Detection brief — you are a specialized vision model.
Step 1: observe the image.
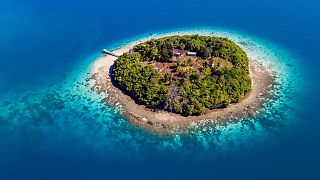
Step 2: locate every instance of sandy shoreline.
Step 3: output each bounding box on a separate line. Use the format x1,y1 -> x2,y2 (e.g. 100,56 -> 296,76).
90,38 -> 274,134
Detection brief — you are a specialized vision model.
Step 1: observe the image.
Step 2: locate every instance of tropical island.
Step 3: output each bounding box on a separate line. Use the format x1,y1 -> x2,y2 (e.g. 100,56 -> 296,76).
91,33 -> 273,134
112,35 -> 252,116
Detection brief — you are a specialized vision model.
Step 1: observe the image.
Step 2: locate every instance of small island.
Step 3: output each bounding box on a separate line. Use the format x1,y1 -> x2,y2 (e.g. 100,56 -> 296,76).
112,35 -> 251,116
91,34 -> 273,134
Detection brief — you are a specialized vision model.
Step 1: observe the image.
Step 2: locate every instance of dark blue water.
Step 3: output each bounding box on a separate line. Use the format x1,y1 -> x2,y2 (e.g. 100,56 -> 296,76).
0,0 -> 320,179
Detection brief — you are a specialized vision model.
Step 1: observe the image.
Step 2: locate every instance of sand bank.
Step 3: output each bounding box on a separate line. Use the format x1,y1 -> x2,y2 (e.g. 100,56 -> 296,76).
90,36 -> 274,134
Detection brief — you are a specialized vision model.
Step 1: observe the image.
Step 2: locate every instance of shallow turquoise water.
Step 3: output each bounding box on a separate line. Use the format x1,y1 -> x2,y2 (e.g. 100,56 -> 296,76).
0,28 -> 305,152
0,0 -> 319,179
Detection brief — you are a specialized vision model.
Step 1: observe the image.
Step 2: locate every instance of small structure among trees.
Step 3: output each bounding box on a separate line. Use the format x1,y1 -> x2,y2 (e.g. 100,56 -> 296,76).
187,52 -> 197,56
208,58 -> 214,67
172,49 -> 184,56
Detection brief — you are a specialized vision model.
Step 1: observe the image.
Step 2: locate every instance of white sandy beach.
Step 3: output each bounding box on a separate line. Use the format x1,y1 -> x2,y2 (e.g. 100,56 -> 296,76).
90,35 -> 274,134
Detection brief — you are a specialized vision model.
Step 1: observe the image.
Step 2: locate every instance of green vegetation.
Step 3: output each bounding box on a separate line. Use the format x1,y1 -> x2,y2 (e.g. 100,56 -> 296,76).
112,35 -> 251,116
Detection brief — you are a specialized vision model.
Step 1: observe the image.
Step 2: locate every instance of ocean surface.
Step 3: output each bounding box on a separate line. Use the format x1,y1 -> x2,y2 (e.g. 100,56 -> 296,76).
0,0 -> 320,179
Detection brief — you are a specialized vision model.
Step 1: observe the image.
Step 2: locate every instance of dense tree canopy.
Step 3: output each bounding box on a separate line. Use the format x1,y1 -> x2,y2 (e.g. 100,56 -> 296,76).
112,35 -> 251,116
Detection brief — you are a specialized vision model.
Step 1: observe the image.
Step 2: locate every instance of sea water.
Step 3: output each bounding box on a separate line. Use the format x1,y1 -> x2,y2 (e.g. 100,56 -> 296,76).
0,0 -> 319,179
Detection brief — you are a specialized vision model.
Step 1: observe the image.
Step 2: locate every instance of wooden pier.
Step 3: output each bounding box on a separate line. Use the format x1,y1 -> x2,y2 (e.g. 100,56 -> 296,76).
102,49 -> 119,57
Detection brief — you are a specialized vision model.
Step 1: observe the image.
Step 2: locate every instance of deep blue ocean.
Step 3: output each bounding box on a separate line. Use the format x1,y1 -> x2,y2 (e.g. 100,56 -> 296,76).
1,0 -> 320,179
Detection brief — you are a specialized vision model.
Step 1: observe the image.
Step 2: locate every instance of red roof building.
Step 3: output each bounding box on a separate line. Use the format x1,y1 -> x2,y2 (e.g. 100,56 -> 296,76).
172,49 -> 184,56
